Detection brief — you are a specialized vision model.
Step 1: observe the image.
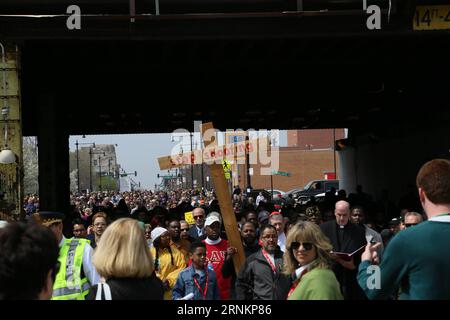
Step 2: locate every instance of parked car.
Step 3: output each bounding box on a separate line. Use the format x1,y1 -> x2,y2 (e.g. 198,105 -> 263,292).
246,188 -> 272,202
267,189 -> 285,199
283,180 -> 340,201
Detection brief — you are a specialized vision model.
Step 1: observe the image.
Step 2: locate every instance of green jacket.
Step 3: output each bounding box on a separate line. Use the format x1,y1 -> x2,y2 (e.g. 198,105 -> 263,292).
288,268 -> 343,300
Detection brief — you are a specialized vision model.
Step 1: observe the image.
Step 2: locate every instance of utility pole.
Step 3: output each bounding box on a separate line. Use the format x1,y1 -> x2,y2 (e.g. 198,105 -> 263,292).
76,140 -> 80,193
246,135 -> 252,193
89,148 -> 92,192
190,132 -> 194,189
98,155 -> 102,192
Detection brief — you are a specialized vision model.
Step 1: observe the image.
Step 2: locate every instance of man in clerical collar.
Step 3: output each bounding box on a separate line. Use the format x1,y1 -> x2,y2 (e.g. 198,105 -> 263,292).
320,201 -> 367,300
35,211 -> 100,300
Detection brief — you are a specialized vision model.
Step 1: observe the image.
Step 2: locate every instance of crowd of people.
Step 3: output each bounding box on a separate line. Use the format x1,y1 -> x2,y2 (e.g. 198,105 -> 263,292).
1,158 -> 449,300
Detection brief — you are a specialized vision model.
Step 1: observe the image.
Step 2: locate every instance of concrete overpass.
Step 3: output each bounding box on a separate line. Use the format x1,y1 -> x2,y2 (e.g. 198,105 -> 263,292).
0,0 -> 449,216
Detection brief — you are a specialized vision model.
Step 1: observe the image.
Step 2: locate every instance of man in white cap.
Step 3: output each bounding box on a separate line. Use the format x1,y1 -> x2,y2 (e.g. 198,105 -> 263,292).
203,214 -> 232,300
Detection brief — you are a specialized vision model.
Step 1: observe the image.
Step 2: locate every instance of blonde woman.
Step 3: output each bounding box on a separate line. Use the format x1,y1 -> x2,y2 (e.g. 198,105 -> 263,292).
86,218 -> 163,300
284,221 -> 342,300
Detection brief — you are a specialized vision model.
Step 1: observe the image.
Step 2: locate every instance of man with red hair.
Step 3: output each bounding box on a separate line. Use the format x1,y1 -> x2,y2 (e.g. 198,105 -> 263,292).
358,159 -> 450,299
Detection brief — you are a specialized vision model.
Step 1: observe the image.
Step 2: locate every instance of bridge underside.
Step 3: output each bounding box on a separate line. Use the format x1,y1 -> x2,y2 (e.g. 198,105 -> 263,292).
1,0 -> 449,214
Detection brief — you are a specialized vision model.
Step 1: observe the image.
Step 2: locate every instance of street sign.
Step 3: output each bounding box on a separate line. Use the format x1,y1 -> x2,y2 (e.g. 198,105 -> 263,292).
272,170 -> 290,177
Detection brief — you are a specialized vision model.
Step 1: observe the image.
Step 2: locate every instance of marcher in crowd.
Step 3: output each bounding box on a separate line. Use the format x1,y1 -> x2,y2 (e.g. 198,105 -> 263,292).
172,241 -> 220,300
36,211 -> 100,300
87,218 -> 163,300
151,227 -> 186,300
236,224 -> 291,300
284,221 -> 343,300
0,221 -> 60,300
358,159 -> 450,299
86,212 -> 108,249
189,208 -> 206,240
203,215 -> 231,300
320,201 -> 367,300
72,218 -> 88,239
269,212 -> 286,252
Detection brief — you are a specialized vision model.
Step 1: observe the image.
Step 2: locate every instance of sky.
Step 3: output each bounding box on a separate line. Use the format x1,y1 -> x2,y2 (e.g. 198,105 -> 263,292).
69,131 -> 287,189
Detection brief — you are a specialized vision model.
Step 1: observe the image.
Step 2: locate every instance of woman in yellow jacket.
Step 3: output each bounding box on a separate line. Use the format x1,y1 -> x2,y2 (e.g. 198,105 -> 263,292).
151,227 -> 186,300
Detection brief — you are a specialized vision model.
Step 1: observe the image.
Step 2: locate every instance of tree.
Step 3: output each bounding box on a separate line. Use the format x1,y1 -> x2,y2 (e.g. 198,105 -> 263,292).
69,169 -> 78,193
22,137 -> 39,195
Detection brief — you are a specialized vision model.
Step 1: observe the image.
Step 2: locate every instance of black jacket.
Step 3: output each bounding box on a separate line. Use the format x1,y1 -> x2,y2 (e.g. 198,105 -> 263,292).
222,242 -> 260,299
235,249 -> 291,300
320,220 -> 367,300
86,273 -> 164,300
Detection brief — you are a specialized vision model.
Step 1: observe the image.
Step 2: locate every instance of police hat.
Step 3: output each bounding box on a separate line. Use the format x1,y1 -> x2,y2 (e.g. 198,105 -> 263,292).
36,211 -> 65,226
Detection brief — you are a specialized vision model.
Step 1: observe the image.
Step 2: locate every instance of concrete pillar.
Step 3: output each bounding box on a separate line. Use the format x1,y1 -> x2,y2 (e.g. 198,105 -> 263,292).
37,94 -> 70,214
0,43 -> 23,220
337,147 -> 357,195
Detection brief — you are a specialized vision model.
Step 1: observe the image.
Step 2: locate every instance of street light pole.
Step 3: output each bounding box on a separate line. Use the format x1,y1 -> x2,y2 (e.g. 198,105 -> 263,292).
98,155 -> 102,192
190,132 -> 194,189
89,148 -> 93,192
76,140 -> 80,193
246,135 -> 252,193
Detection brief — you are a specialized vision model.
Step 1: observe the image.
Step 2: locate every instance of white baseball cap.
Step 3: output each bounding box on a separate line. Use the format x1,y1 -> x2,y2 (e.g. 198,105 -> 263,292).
205,215 -> 221,227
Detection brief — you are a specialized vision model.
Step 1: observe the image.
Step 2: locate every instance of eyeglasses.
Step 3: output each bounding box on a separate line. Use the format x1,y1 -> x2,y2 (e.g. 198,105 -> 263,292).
404,223 -> 418,228
290,242 -> 313,251
261,234 -> 277,240
94,223 -> 106,227
193,216 -> 204,220
180,228 -> 189,232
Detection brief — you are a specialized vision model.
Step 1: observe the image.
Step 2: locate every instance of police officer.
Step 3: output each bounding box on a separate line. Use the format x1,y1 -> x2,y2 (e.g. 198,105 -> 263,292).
37,211 -> 100,300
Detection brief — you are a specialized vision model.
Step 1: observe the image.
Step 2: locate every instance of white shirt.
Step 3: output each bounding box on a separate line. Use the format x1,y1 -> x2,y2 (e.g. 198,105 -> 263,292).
277,232 -> 286,252
60,236 -> 101,285
267,253 -> 275,267
256,195 -> 265,206
295,261 -> 315,279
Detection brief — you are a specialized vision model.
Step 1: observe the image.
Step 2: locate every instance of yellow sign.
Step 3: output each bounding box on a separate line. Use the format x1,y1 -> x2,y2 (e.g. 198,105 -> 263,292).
414,6 -> 450,30
222,160 -> 231,180
185,211 -> 195,225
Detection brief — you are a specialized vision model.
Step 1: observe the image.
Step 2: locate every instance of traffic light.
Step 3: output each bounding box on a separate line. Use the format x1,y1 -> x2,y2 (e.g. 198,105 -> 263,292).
335,138 -> 352,151
134,171 -> 137,177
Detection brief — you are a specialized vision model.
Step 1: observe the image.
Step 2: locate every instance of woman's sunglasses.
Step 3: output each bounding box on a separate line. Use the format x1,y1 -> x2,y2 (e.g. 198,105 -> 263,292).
290,241 -> 313,251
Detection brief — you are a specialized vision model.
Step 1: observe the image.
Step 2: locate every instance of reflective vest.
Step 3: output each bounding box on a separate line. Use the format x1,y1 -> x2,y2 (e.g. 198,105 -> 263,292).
52,238 -> 91,300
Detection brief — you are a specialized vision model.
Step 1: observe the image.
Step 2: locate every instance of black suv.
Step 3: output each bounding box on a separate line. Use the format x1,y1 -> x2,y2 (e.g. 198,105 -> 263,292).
284,180 -> 339,201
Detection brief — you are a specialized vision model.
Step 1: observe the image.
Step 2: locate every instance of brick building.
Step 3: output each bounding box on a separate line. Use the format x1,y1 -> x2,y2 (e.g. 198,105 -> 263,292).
236,129 -> 345,192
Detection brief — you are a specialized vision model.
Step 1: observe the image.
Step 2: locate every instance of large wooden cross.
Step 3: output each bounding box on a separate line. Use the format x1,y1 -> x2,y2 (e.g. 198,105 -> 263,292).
157,122 -> 269,274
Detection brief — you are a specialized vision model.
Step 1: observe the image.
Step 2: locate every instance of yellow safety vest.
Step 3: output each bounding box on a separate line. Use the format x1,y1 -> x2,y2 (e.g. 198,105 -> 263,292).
52,238 -> 91,300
